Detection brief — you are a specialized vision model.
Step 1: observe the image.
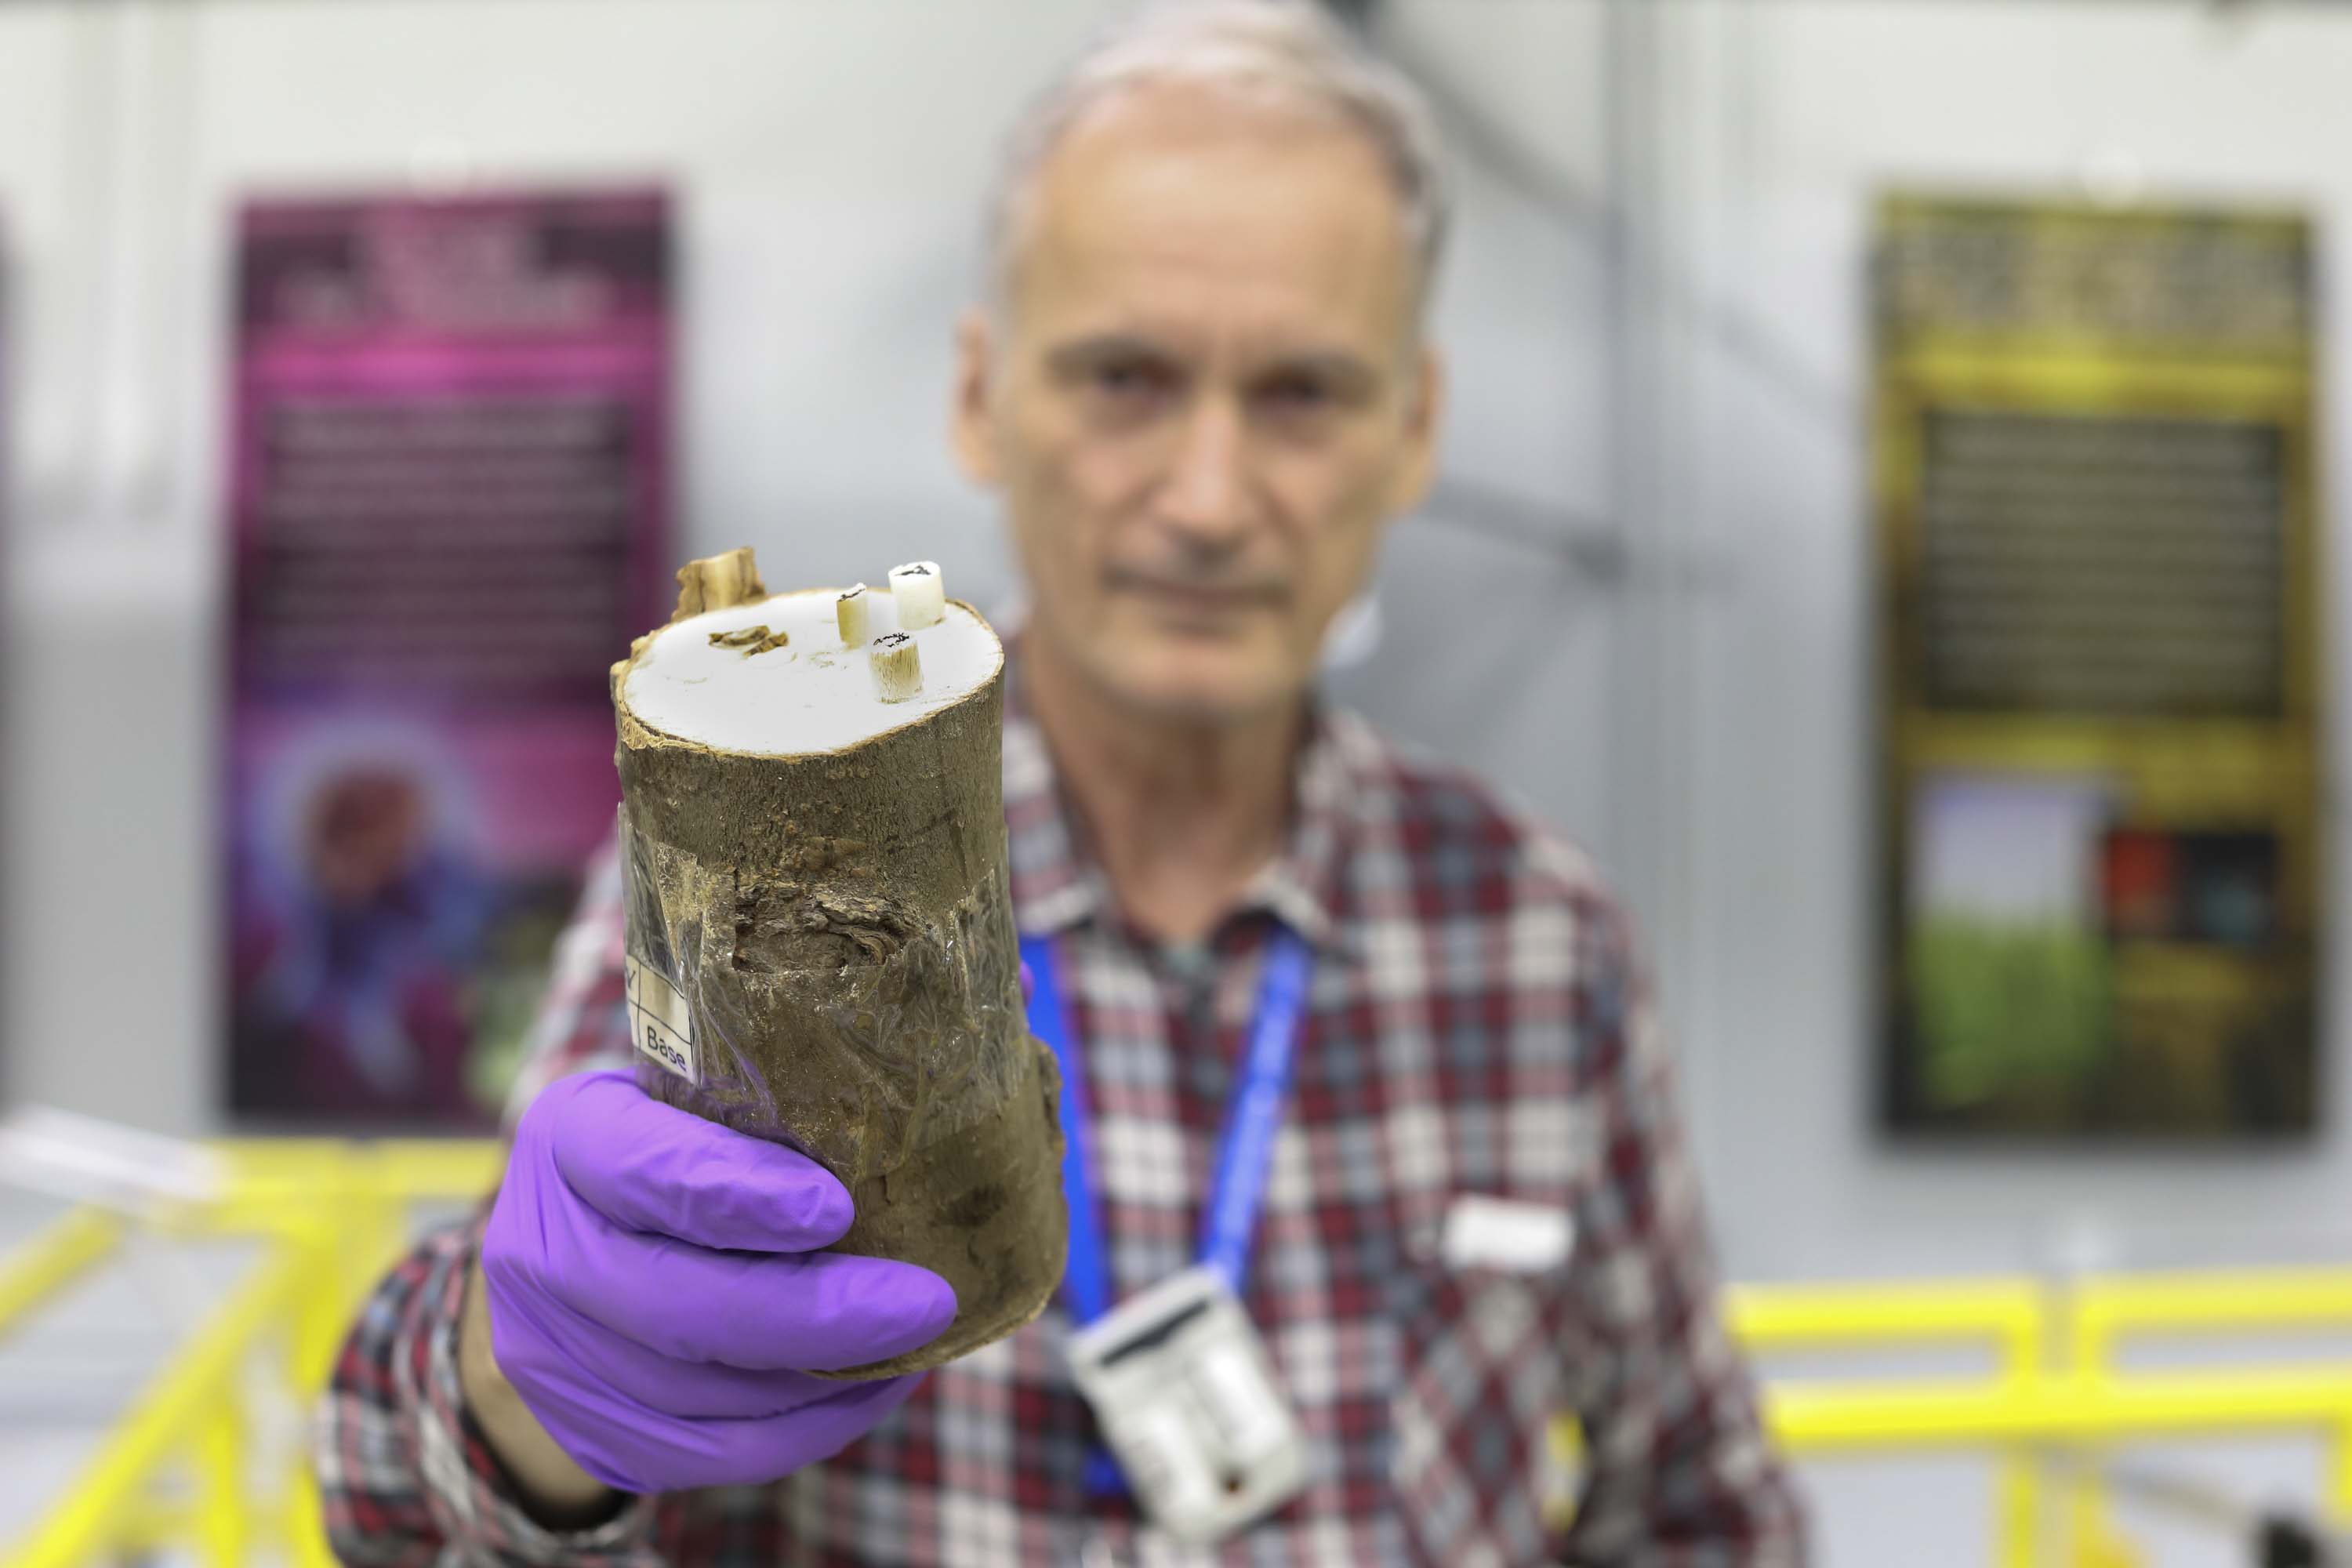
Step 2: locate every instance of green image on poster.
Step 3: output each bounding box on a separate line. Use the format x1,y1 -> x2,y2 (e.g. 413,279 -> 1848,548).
1906,775 -> 2112,1116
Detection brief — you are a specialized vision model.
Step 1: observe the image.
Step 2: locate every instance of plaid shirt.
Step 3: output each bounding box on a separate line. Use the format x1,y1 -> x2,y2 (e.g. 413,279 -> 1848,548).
314,655 -> 1805,1567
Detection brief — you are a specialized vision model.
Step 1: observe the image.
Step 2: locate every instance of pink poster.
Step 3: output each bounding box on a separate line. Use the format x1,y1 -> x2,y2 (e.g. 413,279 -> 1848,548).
224,189 -> 671,1125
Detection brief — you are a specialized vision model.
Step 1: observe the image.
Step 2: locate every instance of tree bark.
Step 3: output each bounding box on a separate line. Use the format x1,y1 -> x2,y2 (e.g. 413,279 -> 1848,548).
608,552 -> 1065,1376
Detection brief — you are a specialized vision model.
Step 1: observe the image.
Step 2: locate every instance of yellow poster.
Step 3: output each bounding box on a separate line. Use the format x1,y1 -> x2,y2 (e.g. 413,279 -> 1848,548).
1875,195 -> 2321,1137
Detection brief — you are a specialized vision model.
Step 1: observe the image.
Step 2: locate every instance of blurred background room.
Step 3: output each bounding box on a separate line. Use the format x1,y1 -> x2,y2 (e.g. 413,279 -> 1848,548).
3,2 -> 2351,1564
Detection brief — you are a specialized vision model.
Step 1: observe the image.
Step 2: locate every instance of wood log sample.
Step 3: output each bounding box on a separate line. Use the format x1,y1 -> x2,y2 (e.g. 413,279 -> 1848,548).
610,548 -> 1065,1376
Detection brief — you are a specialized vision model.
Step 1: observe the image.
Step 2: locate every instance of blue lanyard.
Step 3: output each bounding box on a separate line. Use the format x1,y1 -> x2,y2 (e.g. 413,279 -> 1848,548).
1020,927 -> 1316,1327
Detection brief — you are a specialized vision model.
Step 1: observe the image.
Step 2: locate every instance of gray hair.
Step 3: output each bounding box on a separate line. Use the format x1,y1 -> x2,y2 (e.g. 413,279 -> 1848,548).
983,0 -> 1450,314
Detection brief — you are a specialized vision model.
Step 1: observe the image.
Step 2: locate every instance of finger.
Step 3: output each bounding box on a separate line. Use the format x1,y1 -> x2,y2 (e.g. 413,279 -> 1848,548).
1020,960 -> 1035,1004
546,1214 -> 958,1370
488,1272 -> 844,1421
539,1070 -> 855,1252
514,1334 -> 924,1493
710,1377 -> 924,1477
679,1378 -> 924,1487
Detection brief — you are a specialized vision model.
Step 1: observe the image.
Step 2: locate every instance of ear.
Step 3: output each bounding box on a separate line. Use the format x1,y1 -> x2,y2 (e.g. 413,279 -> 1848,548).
950,309 -> 1003,488
1385,343 -> 1446,516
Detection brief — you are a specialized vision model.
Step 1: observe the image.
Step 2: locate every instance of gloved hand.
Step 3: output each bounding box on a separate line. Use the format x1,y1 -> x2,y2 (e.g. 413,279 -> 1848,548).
478,1069 -> 957,1494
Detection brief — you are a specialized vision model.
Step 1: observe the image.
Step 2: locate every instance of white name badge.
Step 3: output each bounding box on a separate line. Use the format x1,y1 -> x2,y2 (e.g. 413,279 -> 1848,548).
1065,1266 -> 1309,1545
1439,1194 -> 1577,1275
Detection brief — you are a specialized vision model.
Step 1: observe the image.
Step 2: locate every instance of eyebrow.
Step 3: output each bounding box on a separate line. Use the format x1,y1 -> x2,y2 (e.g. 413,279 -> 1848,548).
1044,333 -> 1381,394
1255,350 -> 1379,400
1043,333 -> 1178,379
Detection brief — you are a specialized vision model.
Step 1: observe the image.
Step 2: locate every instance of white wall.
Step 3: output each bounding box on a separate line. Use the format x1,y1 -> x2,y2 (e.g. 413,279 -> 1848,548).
2,0 -> 1116,1127
1662,8 -> 2352,1562
1680,0 -> 2352,1286
0,0 -> 1622,1131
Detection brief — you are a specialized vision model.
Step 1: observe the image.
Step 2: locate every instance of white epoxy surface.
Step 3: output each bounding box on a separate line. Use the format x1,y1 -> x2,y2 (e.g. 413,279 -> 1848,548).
621,588 -> 1003,757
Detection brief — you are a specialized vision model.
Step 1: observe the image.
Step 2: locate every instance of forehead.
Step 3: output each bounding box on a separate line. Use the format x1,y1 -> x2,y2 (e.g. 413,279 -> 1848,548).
1009,83 -> 1417,350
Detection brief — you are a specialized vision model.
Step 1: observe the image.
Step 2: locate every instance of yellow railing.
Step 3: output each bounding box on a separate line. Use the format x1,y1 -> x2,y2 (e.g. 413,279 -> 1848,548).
5,1142 -> 2352,1566
0,1142 -> 500,1568
1727,1278 -> 2052,1565
1727,1271 -> 2352,1567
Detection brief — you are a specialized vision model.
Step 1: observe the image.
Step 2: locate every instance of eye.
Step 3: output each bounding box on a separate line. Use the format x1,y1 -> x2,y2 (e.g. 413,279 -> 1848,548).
1253,370 -> 1338,418
1087,355 -> 1176,403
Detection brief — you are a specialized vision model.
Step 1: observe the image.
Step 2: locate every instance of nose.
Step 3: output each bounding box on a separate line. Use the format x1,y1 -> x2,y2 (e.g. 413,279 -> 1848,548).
1153,394 -> 1258,550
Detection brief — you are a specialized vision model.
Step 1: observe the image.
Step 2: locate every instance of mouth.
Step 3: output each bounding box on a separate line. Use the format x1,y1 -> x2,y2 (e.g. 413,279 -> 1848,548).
1106,571 -> 1288,619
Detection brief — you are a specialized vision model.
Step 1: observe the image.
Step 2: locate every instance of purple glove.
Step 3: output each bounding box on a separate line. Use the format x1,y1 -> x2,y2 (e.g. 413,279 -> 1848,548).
479,1069 -> 956,1494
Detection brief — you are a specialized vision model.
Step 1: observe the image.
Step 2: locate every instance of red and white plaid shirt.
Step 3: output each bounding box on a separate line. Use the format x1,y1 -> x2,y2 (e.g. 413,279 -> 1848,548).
314,653 -> 1805,1566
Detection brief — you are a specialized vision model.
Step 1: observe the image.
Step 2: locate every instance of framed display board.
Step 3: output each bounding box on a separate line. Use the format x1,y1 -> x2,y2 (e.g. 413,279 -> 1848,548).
223,188 -> 672,1124
1875,194 -> 2322,1138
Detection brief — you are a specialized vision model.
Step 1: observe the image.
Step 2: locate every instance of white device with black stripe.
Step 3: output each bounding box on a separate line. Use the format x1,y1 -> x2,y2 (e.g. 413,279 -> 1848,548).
1065,1265 -> 1309,1544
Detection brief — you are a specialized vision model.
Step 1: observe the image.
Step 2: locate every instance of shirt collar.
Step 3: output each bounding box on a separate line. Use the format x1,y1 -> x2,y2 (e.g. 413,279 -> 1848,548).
1000,645 -> 1359,958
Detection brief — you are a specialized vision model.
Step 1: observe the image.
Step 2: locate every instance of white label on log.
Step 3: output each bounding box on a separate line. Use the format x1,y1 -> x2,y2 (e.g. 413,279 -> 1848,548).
625,955 -> 698,1086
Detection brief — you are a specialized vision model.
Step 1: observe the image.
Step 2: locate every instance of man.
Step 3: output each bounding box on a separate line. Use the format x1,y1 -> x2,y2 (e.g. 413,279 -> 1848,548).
314,4 -> 1805,1563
